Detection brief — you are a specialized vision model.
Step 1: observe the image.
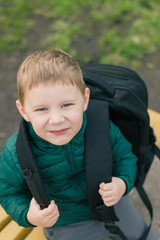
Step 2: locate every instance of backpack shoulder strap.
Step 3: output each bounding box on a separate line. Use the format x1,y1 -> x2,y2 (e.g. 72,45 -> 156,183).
16,119 -> 50,209
136,184 -> 153,240
85,99 -> 119,222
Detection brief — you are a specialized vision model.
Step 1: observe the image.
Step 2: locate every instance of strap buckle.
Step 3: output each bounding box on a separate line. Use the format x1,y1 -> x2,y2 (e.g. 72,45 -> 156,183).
23,168 -> 33,180
105,222 -> 128,240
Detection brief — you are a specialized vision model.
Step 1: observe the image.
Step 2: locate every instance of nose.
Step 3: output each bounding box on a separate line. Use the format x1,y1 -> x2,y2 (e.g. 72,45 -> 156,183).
49,110 -> 64,125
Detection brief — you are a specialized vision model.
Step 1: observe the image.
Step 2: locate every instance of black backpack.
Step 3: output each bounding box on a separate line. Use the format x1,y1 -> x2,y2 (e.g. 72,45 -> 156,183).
16,64 -> 160,240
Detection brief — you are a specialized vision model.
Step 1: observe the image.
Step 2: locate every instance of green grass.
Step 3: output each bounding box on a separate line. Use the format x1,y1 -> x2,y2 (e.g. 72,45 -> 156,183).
1,0 -> 160,66
0,0 -> 34,52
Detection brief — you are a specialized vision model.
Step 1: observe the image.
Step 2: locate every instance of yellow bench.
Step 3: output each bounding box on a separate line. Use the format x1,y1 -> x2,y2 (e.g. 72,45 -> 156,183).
0,109 -> 159,240
0,206 -> 46,240
148,109 -> 160,148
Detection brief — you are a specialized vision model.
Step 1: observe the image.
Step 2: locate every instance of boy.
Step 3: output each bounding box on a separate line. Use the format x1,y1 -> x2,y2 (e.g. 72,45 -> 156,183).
0,49 -> 159,240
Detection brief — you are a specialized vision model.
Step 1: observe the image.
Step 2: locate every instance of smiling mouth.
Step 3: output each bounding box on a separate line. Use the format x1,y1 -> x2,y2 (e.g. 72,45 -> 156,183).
50,128 -> 69,135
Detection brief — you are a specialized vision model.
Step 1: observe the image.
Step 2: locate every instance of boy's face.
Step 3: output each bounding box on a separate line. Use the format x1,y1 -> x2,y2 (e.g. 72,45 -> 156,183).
16,82 -> 90,146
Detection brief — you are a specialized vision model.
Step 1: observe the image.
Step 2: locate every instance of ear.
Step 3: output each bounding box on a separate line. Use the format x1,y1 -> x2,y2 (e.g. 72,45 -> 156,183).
83,87 -> 90,112
16,100 -> 30,122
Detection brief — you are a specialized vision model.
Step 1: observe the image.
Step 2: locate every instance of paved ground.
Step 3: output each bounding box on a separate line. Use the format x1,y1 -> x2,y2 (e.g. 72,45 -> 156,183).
0,48 -> 160,238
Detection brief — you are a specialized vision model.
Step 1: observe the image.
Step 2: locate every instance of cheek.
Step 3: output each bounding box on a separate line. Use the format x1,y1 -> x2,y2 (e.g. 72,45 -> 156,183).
70,111 -> 83,130
31,118 -> 46,134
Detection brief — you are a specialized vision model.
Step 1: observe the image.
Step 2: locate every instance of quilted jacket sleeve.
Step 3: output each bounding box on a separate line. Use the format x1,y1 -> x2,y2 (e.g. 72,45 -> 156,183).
109,121 -> 138,194
0,134 -> 32,227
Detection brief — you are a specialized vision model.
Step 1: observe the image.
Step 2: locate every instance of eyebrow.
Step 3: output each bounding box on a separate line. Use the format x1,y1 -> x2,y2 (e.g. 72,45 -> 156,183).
31,104 -> 46,110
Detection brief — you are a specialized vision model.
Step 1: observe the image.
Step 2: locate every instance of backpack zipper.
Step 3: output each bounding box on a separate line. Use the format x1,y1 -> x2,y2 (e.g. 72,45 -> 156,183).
84,65 -> 140,79
112,85 -> 147,110
83,65 -> 147,88
83,65 -> 148,110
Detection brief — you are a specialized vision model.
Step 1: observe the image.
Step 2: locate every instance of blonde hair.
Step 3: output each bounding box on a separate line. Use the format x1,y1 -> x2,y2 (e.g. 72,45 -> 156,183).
17,49 -> 86,105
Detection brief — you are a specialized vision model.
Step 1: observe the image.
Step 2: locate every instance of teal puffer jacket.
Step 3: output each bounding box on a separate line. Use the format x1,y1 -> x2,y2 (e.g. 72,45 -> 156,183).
0,113 -> 137,227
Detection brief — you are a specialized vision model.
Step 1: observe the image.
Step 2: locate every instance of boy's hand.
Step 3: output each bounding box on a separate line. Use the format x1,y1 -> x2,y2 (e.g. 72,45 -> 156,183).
99,177 -> 126,207
27,198 -> 60,227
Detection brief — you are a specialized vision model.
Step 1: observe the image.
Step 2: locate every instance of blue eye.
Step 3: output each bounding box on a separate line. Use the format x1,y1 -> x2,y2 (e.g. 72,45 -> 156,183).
62,103 -> 72,108
36,108 -> 47,111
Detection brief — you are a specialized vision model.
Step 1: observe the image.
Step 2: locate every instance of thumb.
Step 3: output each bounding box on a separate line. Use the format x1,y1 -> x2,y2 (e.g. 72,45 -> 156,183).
30,197 -> 41,210
99,182 -> 105,189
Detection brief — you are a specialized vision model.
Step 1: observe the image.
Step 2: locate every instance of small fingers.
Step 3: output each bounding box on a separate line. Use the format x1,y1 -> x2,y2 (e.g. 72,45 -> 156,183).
41,202 -> 60,227
99,182 -> 113,191
42,201 -> 59,216
99,188 -> 112,198
103,198 -> 116,207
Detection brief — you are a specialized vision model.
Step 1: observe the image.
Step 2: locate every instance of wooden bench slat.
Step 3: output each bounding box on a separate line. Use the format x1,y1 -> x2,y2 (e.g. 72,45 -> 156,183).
148,109 -> 160,148
25,227 -> 46,240
0,206 -> 12,231
0,221 -> 32,240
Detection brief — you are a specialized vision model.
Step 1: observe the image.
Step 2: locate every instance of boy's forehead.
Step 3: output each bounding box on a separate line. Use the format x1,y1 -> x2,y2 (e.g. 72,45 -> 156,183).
24,81 -> 82,99
23,80 -> 71,94
29,79 -> 76,89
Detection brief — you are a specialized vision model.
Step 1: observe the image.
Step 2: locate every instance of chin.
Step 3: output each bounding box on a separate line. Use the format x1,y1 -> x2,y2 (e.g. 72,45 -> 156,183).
48,137 -> 72,146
